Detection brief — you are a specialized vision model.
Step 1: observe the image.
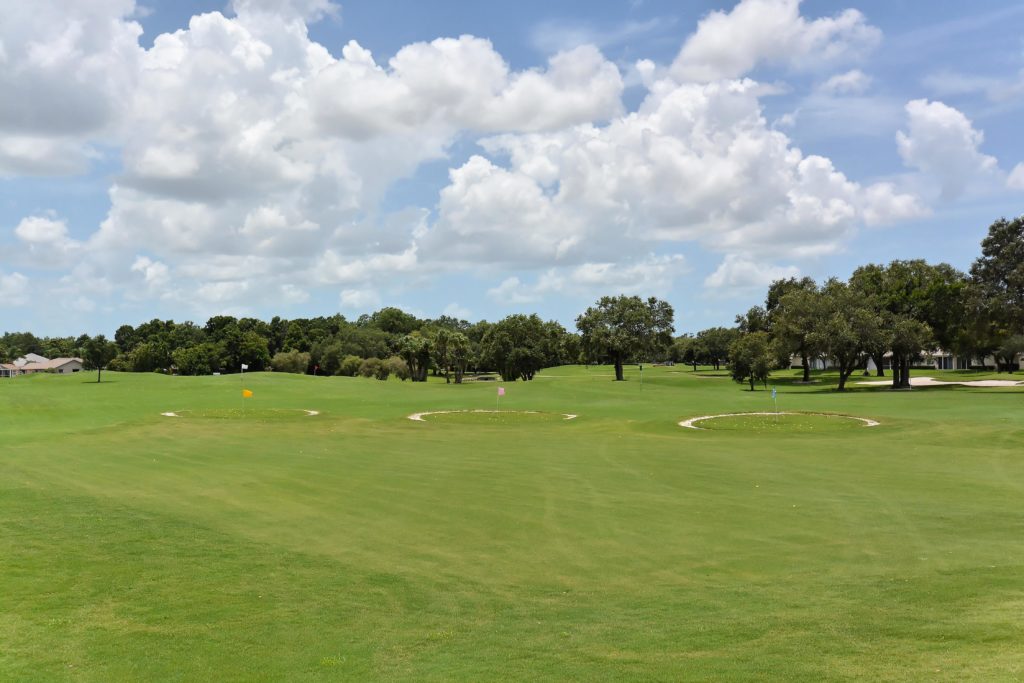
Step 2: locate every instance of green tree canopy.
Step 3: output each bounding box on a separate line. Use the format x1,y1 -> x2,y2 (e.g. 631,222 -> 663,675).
576,296 -> 674,381
82,335 -> 118,383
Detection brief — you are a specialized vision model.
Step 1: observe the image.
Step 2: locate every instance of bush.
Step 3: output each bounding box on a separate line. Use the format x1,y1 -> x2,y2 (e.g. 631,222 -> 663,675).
272,350 -> 310,374
339,354 -> 362,377
358,357 -> 382,378
385,356 -> 410,381
317,342 -> 344,376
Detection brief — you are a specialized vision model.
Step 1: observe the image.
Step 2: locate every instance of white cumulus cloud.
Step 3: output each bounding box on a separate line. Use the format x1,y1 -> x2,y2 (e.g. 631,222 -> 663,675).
670,0 -> 880,82
896,99 -> 1000,199
704,255 -> 800,294
1007,163 -> 1024,191
0,270 -> 29,306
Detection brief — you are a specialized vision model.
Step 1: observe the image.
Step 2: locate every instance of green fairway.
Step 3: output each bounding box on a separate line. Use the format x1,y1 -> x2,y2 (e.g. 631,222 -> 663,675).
2,367 -> 1023,681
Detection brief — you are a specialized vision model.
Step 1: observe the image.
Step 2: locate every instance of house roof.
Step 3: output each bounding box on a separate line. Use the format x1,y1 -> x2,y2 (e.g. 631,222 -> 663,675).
21,357 -> 83,371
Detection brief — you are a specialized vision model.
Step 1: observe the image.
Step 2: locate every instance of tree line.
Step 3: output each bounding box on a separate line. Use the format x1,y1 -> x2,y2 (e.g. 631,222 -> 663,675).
3,216 -> 1020,388
671,216 -> 1024,390
0,295 -> 675,384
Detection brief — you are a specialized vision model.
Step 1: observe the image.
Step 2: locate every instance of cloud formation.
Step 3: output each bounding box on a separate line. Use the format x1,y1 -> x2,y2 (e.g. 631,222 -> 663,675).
671,0 -> 880,81
0,0 -> 1014,327
896,99 -> 999,199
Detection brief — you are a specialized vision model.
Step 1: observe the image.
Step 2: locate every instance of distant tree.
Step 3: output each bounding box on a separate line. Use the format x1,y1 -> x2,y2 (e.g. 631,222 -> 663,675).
695,327 -> 737,370
560,332 -> 583,365
481,314 -> 548,382
948,284 -> 1001,368
994,335 -> 1024,373
128,341 -> 169,373
728,332 -> 777,391
765,276 -> 818,315
369,307 -> 420,335
385,356 -> 411,381
82,335 -> 118,383
313,341 -> 345,376
283,321 -> 310,352
113,324 -> 137,353
735,306 -> 769,334
398,333 -> 431,382
172,343 -> 221,376
809,279 -> 885,391
852,260 -> 962,386
447,331 -> 472,383
576,295 -> 674,381
271,350 -> 311,374
889,318 -> 933,389
970,216 -> 1024,334
431,328 -> 456,383
773,283 -> 823,382
669,335 -> 694,367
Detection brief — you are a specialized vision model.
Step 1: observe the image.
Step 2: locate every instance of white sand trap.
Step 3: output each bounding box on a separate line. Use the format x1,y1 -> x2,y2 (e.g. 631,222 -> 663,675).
408,410 -> 577,422
160,412 -> 180,418
679,411 -> 880,430
856,376 -> 1023,388
302,410 -> 320,416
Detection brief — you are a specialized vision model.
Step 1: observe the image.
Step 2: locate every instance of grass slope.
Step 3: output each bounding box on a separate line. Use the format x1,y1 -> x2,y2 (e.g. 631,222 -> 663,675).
1,367 -> 1023,681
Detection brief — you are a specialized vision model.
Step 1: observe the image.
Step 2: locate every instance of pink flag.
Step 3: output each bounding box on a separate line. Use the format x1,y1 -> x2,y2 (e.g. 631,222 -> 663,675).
497,387 -> 505,396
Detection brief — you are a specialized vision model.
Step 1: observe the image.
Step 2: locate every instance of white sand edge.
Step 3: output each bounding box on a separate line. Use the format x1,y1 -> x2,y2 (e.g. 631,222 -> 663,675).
160,409 -> 319,417
679,411 -> 880,430
856,375 -> 1023,388
408,410 -> 577,422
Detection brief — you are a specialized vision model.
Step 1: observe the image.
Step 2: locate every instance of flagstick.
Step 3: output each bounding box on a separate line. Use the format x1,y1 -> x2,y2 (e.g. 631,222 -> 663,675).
241,364 -> 245,417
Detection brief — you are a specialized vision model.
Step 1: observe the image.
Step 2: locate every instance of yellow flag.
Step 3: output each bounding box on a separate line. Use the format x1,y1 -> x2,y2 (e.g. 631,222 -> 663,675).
242,389 -> 253,398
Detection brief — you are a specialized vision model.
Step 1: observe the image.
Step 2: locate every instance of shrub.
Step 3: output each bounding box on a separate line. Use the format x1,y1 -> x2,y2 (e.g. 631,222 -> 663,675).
358,357 -> 382,378
272,350 -> 310,374
385,356 -> 410,381
339,354 -> 362,377
373,361 -> 391,381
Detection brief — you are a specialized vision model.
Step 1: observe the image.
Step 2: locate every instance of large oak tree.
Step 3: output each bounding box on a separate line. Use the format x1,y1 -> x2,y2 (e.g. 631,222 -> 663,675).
576,296 -> 674,381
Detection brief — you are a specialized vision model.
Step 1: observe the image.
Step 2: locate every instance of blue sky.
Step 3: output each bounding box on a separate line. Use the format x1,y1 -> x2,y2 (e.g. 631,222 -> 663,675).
1,0 -> 1022,337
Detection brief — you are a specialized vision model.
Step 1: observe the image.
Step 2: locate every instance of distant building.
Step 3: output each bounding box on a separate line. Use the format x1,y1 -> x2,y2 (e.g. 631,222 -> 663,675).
14,353 -> 48,367
1,355 -> 84,377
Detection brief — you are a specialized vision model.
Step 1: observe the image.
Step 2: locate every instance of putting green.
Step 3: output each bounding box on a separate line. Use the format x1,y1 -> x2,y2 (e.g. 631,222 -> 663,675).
408,409 -> 577,424
162,408 -> 319,420
680,411 -> 879,432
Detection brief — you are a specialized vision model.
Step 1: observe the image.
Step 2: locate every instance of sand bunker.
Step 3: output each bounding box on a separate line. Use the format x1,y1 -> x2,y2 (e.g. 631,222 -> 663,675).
679,411 -> 880,430
408,410 -> 577,422
856,376 -> 1023,388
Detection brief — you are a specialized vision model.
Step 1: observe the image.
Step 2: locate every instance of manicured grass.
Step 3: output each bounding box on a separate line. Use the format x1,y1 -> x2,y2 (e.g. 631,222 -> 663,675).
2,366 -> 1023,681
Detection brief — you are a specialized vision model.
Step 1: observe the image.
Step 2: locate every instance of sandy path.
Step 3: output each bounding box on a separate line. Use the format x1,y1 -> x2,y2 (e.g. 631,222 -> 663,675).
679,412 -> 880,430
856,376 -> 1023,388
